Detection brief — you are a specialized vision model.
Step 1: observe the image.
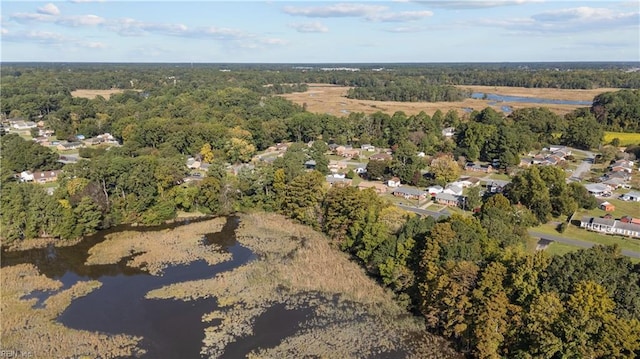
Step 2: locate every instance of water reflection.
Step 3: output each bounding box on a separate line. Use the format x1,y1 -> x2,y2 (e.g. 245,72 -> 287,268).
2,216 -> 255,359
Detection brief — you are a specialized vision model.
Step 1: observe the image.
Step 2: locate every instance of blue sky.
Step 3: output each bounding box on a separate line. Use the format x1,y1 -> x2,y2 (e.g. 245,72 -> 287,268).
1,1 -> 638,63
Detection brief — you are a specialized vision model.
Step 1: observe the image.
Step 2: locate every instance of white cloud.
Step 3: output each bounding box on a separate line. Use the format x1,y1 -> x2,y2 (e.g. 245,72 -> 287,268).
10,12 -> 53,23
476,6 -> 640,33
289,21 -> 329,33
283,3 -> 387,18
384,25 -> 426,32
368,10 -> 433,22
57,14 -> 106,27
262,38 -> 288,45
38,3 -> 60,16
82,41 -> 107,49
69,0 -> 106,3
415,0 -> 543,9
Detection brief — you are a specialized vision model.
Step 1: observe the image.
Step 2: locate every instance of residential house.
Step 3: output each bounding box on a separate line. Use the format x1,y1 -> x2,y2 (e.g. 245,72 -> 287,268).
361,144 -> 375,152
519,158 -> 534,167
621,191 -> 640,202
442,127 -> 455,138
32,170 -> 62,183
328,160 -> 348,173
453,177 -> 481,188
443,184 -> 463,196
427,185 -> 444,196
56,142 -> 83,151
436,193 -> 460,207
602,177 -> 626,189
465,163 -> 493,173
19,171 -> 34,182
392,187 -> 428,200
620,216 -> 640,225
599,201 -> 615,212
369,153 -> 392,162
187,158 -> 201,170
387,177 -> 401,188
605,171 -> 631,181
585,183 -> 611,196
580,216 -> 640,238
325,175 -> 352,187
341,148 -> 360,159
11,120 -> 37,130
354,165 -> 367,174
609,160 -> 634,173
486,180 -> 509,193
357,181 -> 387,194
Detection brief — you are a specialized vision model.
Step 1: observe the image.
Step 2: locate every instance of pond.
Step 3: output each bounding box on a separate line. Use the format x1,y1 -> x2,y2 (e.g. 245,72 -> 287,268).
1,217 -> 256,358
471,92 -> 593,106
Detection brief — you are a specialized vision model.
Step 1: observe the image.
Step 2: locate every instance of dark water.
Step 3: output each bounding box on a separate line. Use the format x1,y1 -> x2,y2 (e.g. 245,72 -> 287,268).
471,92 -> 593,106
1,216 -> 256,359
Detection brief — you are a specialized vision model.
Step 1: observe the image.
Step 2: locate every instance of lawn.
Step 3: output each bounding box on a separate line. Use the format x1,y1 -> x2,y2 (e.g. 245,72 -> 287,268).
604,131 -> 640,146
577,197 -> 640,219
532,221 -> 640,254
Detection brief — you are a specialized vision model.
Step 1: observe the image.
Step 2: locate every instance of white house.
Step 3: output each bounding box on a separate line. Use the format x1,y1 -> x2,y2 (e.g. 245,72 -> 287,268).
387,177 -> 401,188
20,171 -> 34,182
427,185 -> 444,196
443,184 -> 463,196
585,183 -> 611,196
621,191 -> 640,202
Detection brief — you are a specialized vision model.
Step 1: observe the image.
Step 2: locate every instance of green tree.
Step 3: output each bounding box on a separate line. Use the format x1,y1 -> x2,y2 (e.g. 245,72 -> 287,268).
430,154 -> 460,186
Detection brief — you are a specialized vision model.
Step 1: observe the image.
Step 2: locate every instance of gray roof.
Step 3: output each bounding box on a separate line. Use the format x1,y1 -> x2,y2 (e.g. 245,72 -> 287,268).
591,217 -> 616,227
585,183 -> 609,193
392,187 -> 427,196
623,191 -> 640,198
436,193 -> 460,202
614,221 -> 640,233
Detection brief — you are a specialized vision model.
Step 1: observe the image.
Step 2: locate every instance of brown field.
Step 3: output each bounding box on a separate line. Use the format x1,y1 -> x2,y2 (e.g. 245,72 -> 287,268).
281,84 -> 620,117
85,217 -> 230,275
70,89 -> 126,100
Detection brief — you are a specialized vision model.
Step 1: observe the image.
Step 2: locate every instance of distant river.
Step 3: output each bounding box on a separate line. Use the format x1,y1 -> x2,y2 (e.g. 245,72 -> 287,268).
471,92 -> 593,106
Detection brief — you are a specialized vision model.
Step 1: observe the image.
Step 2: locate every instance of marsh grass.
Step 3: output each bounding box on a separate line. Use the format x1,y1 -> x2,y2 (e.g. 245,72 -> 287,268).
1,264 -> 143,359
85,217 -> 231,275
2,237 -> 82,252
148,212 -> 461,358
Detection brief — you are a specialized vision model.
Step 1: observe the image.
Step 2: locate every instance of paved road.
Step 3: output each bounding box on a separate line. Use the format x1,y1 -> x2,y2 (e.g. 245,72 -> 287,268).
528,230 -> 640,259
396,204 -> 451,220
569,149 -> 595,181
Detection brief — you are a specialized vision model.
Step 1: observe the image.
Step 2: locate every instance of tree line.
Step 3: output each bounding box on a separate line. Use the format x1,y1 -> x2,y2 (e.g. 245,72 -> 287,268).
2,63 -> 640,357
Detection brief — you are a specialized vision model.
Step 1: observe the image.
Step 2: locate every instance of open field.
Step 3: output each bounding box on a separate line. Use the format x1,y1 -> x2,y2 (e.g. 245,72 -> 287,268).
604,131 -> 640,146
532,221 -> 640,254
280,84 -> 619,117
70,89 -> 127,100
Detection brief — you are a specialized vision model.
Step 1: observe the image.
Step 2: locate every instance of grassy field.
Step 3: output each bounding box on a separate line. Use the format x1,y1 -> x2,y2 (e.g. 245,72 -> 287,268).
604,131 -> 640,146
532,221 -> 640,254
577,197 -> 640,219
281,84 -> 618,117
70,89 -> 126,100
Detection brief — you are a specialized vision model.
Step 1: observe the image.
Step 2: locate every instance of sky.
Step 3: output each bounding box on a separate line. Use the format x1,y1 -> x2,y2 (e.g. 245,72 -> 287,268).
1,1 -> 639,63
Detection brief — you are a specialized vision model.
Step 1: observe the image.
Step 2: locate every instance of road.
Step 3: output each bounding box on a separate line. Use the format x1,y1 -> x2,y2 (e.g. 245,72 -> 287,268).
569,149 -> 595,181
528,230 -> 640,259
396,204 -> 451,220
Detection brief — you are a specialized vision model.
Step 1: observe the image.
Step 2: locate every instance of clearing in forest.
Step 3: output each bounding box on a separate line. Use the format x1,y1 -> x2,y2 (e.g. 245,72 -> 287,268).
281,84 -> 620,117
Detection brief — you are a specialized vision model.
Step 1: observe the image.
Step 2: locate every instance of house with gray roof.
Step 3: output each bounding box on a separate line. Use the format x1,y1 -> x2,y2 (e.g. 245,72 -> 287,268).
580,216 -> 640,238
392,187 -> 428,200
435,192 -> 460,207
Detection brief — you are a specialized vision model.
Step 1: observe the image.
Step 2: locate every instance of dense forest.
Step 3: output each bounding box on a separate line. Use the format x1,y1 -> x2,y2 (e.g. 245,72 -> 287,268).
1,63 -> 640,358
